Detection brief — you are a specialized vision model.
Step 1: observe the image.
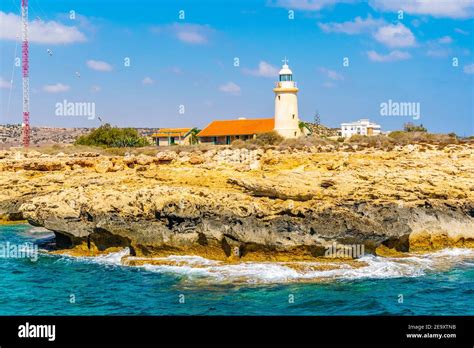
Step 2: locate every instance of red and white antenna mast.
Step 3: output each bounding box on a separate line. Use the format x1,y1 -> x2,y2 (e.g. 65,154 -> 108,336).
21,0 -> 30,147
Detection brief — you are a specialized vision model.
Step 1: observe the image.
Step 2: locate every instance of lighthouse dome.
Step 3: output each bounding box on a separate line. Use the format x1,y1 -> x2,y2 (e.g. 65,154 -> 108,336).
279,64 -> 292,75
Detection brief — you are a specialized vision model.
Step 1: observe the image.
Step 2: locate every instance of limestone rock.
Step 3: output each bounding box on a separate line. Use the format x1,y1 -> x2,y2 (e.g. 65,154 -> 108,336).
189,155 -> 205,165
0,143 -> 471,262
94,159 -> 112,173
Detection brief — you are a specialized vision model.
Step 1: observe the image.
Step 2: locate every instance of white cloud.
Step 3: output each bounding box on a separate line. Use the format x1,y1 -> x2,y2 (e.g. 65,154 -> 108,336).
367,50 -> 411,62
464,63 -> 474,74
438,36 -> 453,44
373,23 -> 416,48
319,67 -> 344,80
87,60 -> 113,72
270,0 -> 355,11
177,30 -> 206,44
319,15 -> 384,34
0,11 -> 86,44
151,23 -> 213,45
454,28 -> 469,35
243,61 -> 279,78
43,83 -> 70,93
0,77 -> 12,89
142,77 -> 154,85
425,37 -> 453,58
90,85 -> 101,92
219,82 -> 241,95
271,0 -> 474,18
370,0 -> 474,19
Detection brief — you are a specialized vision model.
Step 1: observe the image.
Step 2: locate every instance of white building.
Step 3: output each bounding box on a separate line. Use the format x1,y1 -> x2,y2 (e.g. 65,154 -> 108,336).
340,119 -> 381,138
273,59 -> 301,138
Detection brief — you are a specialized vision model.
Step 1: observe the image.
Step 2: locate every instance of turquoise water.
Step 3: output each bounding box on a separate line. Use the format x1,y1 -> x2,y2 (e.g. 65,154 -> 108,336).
0,224 -> 473,315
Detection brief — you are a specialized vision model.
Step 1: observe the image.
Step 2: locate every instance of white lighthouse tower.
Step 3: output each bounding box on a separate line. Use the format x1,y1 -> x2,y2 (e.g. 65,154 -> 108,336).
273,58 -> 301,138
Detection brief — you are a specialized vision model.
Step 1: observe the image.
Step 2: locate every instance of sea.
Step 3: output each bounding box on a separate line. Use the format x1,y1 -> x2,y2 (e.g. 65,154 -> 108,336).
0,223 -> 473,315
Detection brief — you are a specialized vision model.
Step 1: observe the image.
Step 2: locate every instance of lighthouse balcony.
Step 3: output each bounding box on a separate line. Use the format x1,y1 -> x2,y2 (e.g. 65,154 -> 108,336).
275,81 -> 297,88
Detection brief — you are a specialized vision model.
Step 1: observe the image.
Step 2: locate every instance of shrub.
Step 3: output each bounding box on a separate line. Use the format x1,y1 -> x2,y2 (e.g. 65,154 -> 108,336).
448,132 -> 457,138
349,134 -> 395,149
388,131 -> 458,146
231,139 -> 260,150
404,122 -> 427,132
75,124 -> 150,148
278,135 -> 338,150
252,131 -> 284,146
278,137 -> 313,150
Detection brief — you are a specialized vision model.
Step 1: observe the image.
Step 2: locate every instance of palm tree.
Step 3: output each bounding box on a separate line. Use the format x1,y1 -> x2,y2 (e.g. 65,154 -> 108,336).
299,121 -> 312,135
189,128 -> 201,145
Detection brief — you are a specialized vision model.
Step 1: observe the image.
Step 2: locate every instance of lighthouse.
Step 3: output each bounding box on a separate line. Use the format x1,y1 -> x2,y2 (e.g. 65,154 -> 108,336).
273,58 -> 301,138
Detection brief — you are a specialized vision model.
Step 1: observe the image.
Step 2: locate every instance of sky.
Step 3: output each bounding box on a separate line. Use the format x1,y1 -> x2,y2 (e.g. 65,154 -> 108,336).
0,0 -> 473,135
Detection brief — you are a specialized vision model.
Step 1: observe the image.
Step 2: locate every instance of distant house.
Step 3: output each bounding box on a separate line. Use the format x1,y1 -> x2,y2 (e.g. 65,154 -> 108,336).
151,128 -> 193,146
198,118 -> 274,145
340,119 -> 381,138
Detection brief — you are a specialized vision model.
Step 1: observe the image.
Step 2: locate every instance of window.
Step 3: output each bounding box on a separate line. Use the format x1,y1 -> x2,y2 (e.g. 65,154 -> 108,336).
278,96 -> 280,100
294,131 -> 297,136
279,74 -> 293,82
292,114 -> 295,119
226,136 -> 231,145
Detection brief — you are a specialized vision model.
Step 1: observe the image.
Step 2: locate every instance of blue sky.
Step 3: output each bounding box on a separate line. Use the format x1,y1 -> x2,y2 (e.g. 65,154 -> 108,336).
0,0 -> 473,135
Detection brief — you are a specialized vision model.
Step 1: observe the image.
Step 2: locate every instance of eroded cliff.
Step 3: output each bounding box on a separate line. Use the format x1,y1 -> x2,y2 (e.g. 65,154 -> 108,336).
0,143 -> 472,261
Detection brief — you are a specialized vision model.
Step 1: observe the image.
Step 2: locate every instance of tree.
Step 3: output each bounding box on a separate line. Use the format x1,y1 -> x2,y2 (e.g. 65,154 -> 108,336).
75,123 -> 150,147
299,121 -> 312,135
404,122 -> 427,132
313,110 -> 320,126
189,128 -> 201,145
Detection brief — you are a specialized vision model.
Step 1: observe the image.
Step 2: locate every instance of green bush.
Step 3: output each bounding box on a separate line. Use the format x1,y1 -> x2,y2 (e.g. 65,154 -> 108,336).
75,124 -> 150,148
404,122 -> 427,132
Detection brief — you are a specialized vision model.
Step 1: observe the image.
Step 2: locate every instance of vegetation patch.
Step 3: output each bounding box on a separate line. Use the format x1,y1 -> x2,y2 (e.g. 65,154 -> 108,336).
75,124 -> 150,148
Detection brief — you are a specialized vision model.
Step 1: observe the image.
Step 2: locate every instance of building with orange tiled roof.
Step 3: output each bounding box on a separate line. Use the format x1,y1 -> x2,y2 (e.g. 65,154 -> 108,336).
198,59 -> 303,145
151,128 -> 193,146
198,118 -> 275,145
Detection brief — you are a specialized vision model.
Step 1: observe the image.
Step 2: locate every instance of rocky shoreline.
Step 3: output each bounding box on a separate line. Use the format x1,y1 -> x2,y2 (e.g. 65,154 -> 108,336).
0,144 -> 473,262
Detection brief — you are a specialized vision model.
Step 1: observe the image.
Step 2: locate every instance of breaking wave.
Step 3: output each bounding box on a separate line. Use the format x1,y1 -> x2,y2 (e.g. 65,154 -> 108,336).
56,247 -> 474,284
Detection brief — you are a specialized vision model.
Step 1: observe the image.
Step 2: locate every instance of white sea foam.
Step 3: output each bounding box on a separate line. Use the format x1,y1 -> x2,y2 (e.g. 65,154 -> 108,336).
136,254 -> 426,283
58,248 -> 130,266
59,247 -> 474,284
137,249 -> 474,283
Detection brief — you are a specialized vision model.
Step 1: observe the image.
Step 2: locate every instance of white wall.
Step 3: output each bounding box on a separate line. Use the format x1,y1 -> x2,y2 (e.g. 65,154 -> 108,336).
274,88 -> 300,138
341,124 -> 381,138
